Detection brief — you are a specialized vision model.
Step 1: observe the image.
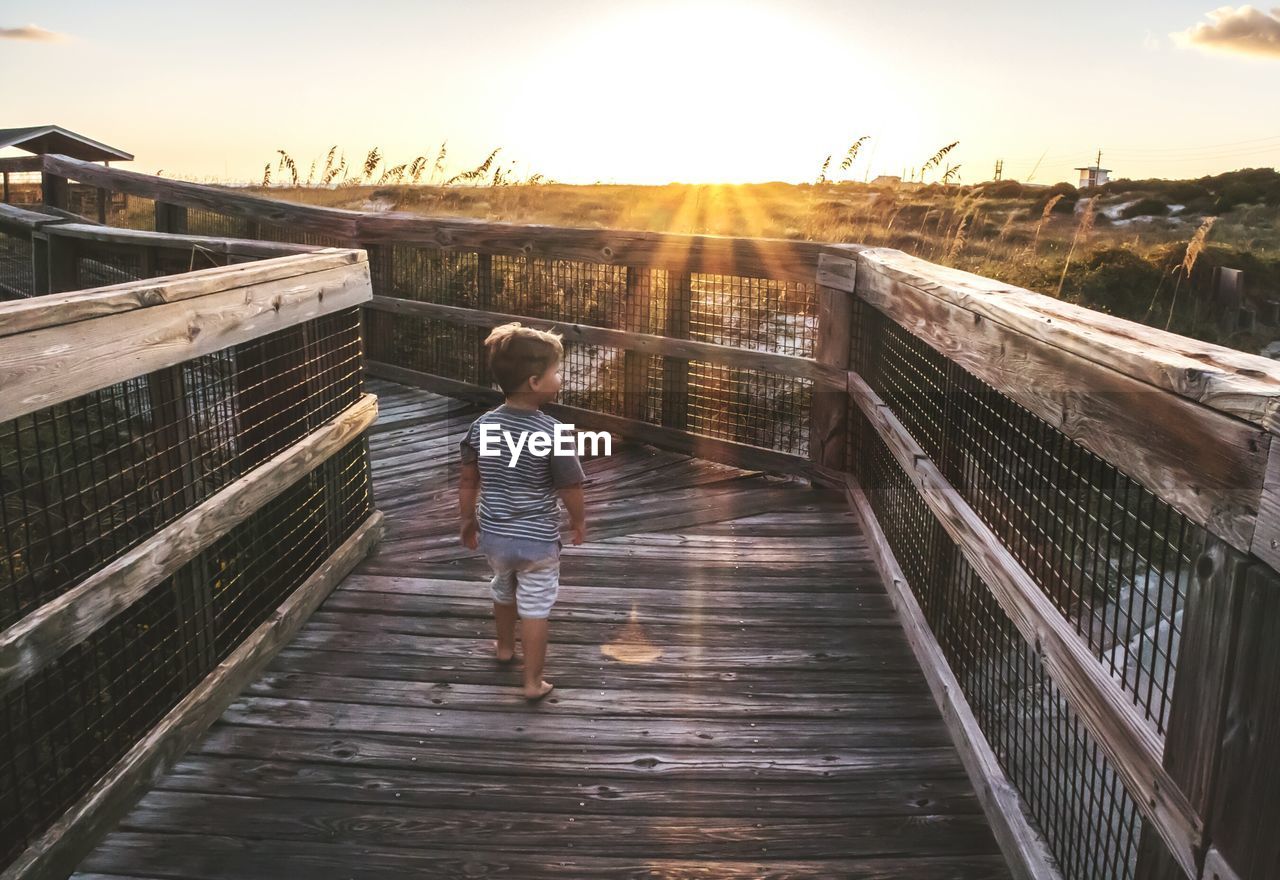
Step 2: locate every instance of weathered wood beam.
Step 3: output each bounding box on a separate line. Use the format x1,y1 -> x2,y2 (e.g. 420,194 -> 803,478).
1,255 -> 371,420
0,393 -> 379,697
41,154 -> 361,239
858,248 -> 1280,432
0,248 -> 362,337
857,261 -> 1270,553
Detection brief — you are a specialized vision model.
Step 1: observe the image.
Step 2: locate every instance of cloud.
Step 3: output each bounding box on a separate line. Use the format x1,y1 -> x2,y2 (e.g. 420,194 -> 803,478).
0,23 -> 69,42
1173,6 -> 1280,58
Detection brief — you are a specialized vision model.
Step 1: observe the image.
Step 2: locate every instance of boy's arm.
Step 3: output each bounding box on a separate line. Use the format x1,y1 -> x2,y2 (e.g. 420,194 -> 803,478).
458,425 -> 481,549
550,435 -> 587,544
557,482 -> 586,544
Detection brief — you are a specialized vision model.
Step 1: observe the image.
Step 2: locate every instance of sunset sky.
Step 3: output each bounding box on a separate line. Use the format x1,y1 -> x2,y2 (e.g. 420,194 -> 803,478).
3,0 -> 1278,186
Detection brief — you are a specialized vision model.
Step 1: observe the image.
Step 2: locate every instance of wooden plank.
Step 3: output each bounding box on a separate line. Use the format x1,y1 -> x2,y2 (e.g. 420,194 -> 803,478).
365,294 -> 843,387
848,368 -> 1203,877
77,831 -> 1011,880
42,153 -> 361,240
0,394 -> 379,697
857,265 -> 1270,553
45,221 -> 320,258
1,260 -> 371,420
858,248 -> 1280,431
155,752 -> 976,816
817,251 -> 858,292
844,472 -> 1060,880
0,155 -> 43,174
0,201 -> 66,233
2,510 -> 384,880
0,248 -> 363,337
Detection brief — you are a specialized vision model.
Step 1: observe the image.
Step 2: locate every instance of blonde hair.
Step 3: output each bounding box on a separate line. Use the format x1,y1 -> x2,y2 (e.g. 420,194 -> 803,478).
484,322 -> 565,394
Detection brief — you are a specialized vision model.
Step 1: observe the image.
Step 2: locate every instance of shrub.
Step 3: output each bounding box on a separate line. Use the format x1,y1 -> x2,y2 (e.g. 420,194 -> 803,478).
1121,198 -> 1170,219
1064,247 -> 1165,318
978,180 -> 1024,198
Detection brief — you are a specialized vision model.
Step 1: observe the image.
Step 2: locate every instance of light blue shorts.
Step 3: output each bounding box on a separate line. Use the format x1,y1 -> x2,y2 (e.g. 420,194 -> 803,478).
478,531 -> 562,619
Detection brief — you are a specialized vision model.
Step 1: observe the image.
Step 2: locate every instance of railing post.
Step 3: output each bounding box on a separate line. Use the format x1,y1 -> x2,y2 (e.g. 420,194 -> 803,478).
45,229 -> 79,293
1135,531 -> 1280,880
30,231 -> 50,296
95,186 -> 108,224
809,251 -> 856,468
622,266 -> 652,420
41,171 -> 68,211
475,253 -> 494,389
661,270 -> 692,430
2,171 -> 9,204
155,201 -> 188,235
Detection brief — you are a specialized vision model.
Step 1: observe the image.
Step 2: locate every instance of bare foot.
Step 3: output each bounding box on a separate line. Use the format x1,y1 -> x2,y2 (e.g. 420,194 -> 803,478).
493,640 -> 515,663
523,680 -> 554,701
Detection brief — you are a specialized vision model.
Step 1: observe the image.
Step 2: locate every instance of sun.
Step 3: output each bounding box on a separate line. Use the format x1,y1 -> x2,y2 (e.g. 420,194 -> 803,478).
504,1 -> 925,184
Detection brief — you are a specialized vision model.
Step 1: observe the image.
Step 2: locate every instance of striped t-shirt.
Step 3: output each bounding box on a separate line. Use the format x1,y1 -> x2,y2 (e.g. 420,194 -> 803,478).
459,404 -> 585,542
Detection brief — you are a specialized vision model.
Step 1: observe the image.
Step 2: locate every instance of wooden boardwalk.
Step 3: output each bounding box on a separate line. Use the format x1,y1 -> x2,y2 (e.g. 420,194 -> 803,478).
71,377 -> 1010,879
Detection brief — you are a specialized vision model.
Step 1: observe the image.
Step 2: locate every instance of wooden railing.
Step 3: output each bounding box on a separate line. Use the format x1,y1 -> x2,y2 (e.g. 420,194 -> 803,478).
0,236 -> 383,879
19,153 -> 1280,880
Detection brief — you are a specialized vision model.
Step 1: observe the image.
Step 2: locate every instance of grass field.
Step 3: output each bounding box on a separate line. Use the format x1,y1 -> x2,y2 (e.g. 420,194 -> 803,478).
255,167 -> 1280,354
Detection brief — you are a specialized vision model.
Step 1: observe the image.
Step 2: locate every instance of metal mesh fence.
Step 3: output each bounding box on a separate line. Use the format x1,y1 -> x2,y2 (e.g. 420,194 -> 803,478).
0,308 -> 364,631
365,242 -> 815,455
851,403 -> 1147,880
849,300 -> 1198,734
0,230 -> 34,298
0,434 -> 372,868
1,172 -> 41,206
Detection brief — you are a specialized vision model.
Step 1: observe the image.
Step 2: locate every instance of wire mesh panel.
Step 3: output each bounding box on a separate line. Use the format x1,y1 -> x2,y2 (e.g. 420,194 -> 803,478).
0,230 -> 34,298
852,405 -> 1150,880
107,194 -> 156,232
0,308 -> 364,631
365,242 -> 818,455
185,208 -> 253,239
1,172 -> 42,206
0,435 -> 372,868
850,302 -> 1199,733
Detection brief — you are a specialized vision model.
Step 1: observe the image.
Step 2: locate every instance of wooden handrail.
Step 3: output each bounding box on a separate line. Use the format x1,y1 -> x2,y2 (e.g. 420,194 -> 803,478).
854,249 -> 1280,567
849,367 -> 1202,876
0,249 -> 370,419
42,153 -> 847,282
0,393 -> 379,697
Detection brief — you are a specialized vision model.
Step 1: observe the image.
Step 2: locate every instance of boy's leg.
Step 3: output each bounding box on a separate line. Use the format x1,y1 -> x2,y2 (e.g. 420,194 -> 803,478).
515,559 -> 560,698
521,618 -> 551,697
493,598 -> 517,661
486,547 -> 519,661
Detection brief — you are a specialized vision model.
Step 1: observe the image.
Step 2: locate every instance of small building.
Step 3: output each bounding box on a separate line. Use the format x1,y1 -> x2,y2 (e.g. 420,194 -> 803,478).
0,125 -> 133,211
871,175 -> 902,186
1075,164 -> 1111,189
0,124 -> 133,163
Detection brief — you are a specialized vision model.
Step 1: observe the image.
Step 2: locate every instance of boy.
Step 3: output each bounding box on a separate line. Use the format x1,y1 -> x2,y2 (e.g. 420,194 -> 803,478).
458,322 -> 587,702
